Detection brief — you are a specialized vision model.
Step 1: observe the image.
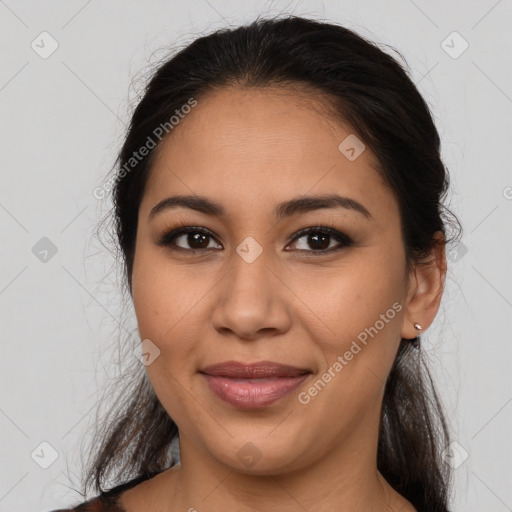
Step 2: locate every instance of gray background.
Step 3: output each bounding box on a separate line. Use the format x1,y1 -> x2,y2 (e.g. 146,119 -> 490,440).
1,1 -> 511,511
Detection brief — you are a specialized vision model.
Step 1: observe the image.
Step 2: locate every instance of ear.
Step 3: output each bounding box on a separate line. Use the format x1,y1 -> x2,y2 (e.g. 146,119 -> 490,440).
401,231 -> 447,340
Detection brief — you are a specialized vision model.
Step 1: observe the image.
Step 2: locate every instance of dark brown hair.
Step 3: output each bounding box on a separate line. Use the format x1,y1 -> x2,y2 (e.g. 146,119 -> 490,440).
82,14 -> 461,511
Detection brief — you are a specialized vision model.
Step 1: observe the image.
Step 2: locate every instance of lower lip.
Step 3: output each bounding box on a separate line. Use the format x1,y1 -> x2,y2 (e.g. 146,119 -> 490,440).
201,373 -> 310,408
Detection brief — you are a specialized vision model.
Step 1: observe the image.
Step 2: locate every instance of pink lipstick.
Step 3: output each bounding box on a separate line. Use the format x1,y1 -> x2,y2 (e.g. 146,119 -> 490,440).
199,360 -> 311,409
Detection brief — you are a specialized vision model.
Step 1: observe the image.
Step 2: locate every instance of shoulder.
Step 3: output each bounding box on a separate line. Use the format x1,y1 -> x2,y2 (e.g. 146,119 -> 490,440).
45,494 -> 124,511
46,470 -> 164,512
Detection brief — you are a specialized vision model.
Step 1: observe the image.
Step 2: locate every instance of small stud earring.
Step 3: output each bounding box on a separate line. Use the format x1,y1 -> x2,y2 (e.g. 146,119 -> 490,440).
414,323 -> 422,331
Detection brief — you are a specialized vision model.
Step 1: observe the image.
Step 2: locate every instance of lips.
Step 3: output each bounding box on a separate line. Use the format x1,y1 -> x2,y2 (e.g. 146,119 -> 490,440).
199,360 -> 311,408
199,360 -> 310,379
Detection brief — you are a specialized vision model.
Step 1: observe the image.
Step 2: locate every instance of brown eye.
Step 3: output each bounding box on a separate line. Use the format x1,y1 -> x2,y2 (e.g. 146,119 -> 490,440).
287,227 -> 353,254
158,227 -> 222,251
177,232 -> 210,249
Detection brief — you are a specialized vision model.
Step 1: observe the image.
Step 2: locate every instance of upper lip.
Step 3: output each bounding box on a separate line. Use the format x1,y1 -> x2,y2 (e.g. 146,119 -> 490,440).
199,360 -> 311,379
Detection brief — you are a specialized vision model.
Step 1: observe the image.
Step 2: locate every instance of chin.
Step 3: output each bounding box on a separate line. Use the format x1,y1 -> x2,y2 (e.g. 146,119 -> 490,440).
208,436 -> 312,476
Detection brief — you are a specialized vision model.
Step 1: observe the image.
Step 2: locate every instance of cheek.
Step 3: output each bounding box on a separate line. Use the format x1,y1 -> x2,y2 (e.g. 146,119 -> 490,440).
131,241 -> 207,342
132,278 -> 203,374
295,243 -> 406,385
131,240 -> 221,366
293,264 -> 405,434
298,252 -> 404,339
131,261 -> 207,431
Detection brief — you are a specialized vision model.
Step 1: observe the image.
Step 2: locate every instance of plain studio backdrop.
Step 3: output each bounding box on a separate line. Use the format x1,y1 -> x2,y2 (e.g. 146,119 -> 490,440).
0,1 -> 511,511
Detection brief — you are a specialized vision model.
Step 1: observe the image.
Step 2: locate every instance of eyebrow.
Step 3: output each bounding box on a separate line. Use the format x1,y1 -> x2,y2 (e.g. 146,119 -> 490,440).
148,193 -> 373,221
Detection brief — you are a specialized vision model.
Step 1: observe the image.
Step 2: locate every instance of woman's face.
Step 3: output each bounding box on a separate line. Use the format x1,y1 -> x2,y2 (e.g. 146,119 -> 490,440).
131,86 -> 415,474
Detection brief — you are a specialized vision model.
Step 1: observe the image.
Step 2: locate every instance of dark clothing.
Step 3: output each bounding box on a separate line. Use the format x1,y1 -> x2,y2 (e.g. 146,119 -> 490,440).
47,471 -> 162,511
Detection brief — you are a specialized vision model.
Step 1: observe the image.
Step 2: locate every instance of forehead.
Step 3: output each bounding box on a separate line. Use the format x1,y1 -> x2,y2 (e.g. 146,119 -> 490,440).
141,86 -> 396,222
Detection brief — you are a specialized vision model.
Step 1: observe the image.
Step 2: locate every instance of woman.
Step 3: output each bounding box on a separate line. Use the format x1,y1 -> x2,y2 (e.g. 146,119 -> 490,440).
50,14 -> 460,512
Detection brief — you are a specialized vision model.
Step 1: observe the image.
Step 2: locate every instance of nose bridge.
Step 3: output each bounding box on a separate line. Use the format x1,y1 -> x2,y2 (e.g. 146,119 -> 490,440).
211,235 -> 291,338
227,237 -> 274,305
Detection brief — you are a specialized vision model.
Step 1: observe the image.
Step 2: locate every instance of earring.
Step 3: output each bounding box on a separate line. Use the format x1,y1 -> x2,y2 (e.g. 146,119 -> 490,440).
411,323 -> 422,349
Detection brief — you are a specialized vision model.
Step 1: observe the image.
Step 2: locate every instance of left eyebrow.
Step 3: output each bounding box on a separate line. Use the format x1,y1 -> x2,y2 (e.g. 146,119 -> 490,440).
148,193 -> 373,221
274,194 -> 372,220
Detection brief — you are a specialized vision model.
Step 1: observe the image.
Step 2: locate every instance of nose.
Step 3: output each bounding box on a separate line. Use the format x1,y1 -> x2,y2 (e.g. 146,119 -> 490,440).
211,246 -> 292,341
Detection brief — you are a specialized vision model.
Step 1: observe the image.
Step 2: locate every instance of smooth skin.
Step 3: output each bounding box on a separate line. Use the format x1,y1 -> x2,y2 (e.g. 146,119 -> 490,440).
120,86 -> 446,512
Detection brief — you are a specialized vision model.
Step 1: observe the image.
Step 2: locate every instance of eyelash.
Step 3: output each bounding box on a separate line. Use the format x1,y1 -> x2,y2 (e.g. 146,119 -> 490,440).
156,224 -> 354,255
